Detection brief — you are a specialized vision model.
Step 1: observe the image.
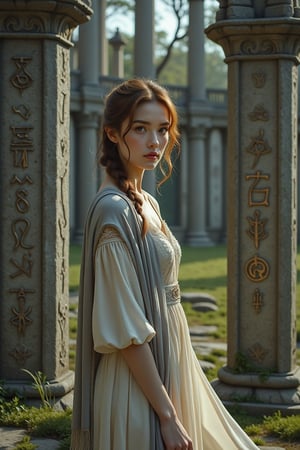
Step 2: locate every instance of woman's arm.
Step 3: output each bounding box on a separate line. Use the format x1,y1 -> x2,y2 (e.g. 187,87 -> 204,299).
120,342 -> 193,450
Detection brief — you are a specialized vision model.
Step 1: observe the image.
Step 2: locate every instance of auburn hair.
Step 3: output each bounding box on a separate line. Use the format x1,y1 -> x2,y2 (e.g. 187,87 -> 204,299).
98,78 -> 180,236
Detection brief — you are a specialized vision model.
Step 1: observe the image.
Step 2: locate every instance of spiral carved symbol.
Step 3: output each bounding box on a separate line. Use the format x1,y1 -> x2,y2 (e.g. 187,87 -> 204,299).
245,254 -> 270,282
10,57 -> 33,93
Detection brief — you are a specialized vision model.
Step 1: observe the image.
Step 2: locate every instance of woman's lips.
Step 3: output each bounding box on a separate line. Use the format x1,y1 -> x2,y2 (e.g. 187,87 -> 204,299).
144,152 -> 159,160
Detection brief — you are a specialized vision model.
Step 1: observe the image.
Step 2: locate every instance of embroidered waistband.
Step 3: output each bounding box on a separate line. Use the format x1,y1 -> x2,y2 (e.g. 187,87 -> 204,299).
165,283 -> 181,305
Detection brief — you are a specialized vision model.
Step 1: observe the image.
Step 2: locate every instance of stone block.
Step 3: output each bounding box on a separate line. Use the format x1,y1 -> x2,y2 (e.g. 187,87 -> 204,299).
181,292 -> 217,305
227,6 -> 255,19
192,302 -> 219,312
265,5 -> 293,17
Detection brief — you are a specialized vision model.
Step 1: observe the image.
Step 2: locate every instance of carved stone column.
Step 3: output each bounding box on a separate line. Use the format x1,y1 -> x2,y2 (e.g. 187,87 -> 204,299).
134,0 -> 155,79
134,0 -> 156,195
186,125 -> 214,246
75,5 -> 102,241
186,0 -> 213,246
0,0 -> 92,402
206,3 -> 300,412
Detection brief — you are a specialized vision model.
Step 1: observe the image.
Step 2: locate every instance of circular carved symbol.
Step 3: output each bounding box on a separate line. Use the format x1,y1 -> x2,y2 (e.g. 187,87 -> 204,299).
245,255 -> 270,282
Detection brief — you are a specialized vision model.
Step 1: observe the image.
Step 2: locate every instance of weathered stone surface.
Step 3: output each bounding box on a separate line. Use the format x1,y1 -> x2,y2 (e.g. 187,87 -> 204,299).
206,3 -> 300,410
0,1 -> 92,401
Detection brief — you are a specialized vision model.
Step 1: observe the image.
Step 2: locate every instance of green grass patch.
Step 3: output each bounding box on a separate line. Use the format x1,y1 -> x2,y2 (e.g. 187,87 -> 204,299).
69,244 -> 82,291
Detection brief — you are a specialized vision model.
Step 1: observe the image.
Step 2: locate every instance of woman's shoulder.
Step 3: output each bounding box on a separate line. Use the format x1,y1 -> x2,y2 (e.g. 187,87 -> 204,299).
89,188 -> 137,229
99,188 -> 129,206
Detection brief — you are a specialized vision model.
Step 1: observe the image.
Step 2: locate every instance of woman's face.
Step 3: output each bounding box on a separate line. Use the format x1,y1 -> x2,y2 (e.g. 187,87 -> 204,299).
107,100 -> 170,179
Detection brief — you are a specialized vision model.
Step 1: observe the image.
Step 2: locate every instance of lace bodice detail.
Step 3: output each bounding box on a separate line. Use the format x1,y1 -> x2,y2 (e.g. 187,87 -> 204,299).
149,221 -> 181,286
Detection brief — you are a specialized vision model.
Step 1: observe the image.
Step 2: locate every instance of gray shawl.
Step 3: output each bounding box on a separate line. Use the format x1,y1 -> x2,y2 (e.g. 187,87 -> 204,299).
70,188 -> 170,450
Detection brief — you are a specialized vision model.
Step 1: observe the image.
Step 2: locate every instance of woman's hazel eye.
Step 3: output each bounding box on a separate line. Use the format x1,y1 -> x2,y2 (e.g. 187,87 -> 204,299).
135,126 -> 146,133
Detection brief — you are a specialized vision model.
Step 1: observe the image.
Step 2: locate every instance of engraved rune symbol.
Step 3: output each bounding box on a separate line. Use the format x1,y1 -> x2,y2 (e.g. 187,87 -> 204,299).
248,104 -> 269,122
246,129 -> 272,168
252,288 -> 264,313
58,302 -> 68,366
15,189 -> 30,214
252,71 -> 266,88
10,175 -> 33,185
10,126 -> 34,169
246,210 -> 268,249
12,104 -> 31,120
9,344 -> 32,365
11,218 -> 33,250
248,343 -> 268,363
245,171 -> 270,207
9,288 -> 34,335
10,288 -> 33,335
10,57 -> 33,93
10,252 -> 33,278
245,254 -> 270,282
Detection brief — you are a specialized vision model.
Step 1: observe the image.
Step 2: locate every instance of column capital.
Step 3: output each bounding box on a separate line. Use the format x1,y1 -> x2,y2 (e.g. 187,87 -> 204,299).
214,1 -> 300,20
206,19 -> 300,63
0,0 -> 93,45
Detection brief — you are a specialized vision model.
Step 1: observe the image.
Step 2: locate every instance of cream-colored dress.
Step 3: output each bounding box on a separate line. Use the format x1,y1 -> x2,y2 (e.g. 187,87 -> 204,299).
92,201 -> 259,450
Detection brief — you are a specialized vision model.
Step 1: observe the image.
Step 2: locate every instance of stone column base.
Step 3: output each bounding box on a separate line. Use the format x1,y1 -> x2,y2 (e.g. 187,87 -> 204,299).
212,366 -> 300,415
3,370 -> 74,408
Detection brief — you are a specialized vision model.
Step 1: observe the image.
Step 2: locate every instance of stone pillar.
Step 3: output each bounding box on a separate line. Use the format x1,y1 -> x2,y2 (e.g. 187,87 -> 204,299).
134,0 -> 155,79
76,112 -> 100,241
188,0 -> 205,101
0,1 -> 92,400
109,28 -> 126,78
186,0 -> 213,246
206,2 -> 300,412
99,0 -> 108,76
134,0 -> 156,194
208,129 -> 225,241
75,6 -> 101,241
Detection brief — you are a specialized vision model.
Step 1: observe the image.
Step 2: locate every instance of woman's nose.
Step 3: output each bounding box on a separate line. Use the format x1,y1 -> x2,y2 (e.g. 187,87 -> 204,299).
148,132 -> 159,147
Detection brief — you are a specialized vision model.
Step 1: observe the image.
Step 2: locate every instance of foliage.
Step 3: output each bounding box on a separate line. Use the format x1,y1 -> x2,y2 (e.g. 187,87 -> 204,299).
13,435 -> 37,450
1,406 -> 72,443
228,408 -> 300,448
21,369 -> 53,409
106,0 -> 135,19
0,382 -> 26,420
0,379 -> 71,448
262,411 -> 300,441
232,352 -> 274,383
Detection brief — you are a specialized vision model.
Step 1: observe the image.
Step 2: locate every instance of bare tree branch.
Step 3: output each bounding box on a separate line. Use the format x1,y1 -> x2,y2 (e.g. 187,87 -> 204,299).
156,0 -> 188,78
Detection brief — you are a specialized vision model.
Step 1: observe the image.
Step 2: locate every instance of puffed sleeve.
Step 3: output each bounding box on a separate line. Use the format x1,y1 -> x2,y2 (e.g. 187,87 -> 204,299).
92,227 -> 156,353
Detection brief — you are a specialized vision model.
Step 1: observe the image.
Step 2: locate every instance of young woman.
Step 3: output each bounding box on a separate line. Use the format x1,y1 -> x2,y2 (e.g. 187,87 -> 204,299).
71,78 -> 259,450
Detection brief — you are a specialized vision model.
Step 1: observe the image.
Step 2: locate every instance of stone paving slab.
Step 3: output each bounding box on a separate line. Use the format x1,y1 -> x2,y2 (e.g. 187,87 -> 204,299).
0,427 -> 60,450
0,427 -> 26,449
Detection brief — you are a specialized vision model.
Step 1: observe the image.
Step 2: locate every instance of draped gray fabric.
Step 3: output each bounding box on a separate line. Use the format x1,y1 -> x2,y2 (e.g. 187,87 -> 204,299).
71,188 -> 170,450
